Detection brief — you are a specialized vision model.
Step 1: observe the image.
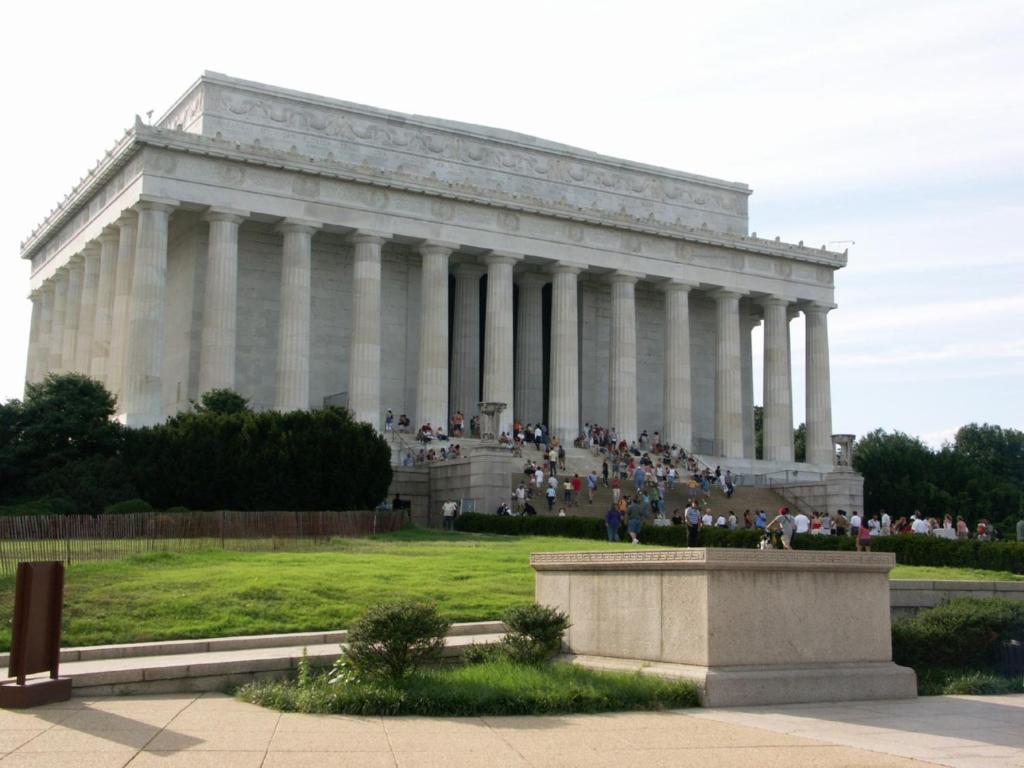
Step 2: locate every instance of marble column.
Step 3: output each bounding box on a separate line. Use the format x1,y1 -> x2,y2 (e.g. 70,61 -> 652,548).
34,283 -> 55,382
76,242 -> 101,375
123,198 -> 177,427
760,296 -> 794,461
25,290 -> 43,384
48,270 -> 68,374
198,208 -> 247,396
805,303 -> 835,466
275,219 -> 320,412
514,273 -> 546,426
416,243 -> 452,431
740,309 -> 759,459
450,264 -> 484,423
91,227 -> 119,384
61,255 -> 84,372
347,232 -> 387,429
549,263 -> 581,443
482,252 -> 520,430
609,272 -> 639,444
713,289 -> 745,458
662,280 -> 694,449
109,212 -> 138,406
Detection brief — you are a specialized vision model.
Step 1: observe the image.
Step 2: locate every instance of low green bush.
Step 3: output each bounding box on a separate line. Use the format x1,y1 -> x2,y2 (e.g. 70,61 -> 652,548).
103,498 -> 154,515
916,668 -> 1024,696
453,513 -> 1024,573
499,604 -> 570,665
338,601 -> 450,683
892,597 -> 1024,672
238,659 -> 700,716
0,497 -> 76,517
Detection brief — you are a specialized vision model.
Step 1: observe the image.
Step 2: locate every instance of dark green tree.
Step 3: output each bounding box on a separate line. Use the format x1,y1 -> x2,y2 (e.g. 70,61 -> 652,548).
794,422 -> 806,463
192,388 -> 251,415
0,373 -> 134,513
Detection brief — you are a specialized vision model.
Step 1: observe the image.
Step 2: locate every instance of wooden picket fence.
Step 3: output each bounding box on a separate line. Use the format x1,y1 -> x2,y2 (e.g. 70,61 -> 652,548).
0,510 -> 405,575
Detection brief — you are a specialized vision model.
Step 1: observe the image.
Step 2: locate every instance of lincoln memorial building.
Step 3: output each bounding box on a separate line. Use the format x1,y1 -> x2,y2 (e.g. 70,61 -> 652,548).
20,72 -> 847,469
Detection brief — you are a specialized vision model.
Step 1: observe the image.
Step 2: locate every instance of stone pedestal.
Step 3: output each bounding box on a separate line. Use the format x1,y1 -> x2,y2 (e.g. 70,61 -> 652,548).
532,549 -> 916,707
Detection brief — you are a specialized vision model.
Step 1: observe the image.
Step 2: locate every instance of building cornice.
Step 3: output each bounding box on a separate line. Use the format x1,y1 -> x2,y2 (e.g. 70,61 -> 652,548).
20,121 -> 848,270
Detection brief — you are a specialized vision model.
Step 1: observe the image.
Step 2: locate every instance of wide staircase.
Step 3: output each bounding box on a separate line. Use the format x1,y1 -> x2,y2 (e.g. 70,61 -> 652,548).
510,443 -> 789,520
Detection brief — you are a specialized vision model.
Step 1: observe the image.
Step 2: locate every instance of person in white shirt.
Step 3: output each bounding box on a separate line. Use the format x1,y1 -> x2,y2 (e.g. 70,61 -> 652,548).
850,512 -> 863,538
794,511 -> 810,534
880,510 -> 892,536
727,512 -> 737,529
702,512 -> 713,527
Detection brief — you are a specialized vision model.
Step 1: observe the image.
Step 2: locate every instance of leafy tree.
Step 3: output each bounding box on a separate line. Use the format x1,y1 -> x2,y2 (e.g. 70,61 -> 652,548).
753,405 -> 763,459
192,388 -> 251,415
794,422 -> 806,463
0,373 -> 134,513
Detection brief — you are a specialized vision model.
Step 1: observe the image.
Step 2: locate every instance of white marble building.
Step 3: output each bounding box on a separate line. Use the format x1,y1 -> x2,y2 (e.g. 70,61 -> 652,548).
21,72 -> 846,468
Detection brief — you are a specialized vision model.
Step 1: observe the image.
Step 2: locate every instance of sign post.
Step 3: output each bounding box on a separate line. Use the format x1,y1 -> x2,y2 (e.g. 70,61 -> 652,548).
0,562 -> 72,707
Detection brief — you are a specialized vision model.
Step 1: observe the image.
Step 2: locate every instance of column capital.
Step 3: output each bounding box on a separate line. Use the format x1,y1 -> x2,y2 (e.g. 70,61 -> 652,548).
66,253 -> 84,267
515,271 -> 549,287
481,250 -> 523,267
709,287 -> 746,301
349,230 -> 389,246
135,195 -> 180,214
548,261 -> 585,276
757,294 -> 792,309
419,241 -> 455,258
205,206 -> 249,225
277,218 -> 321,236
99,226 -> 120,246
660,278 -> 698,294
115,210 -> 138,229
606,270 -> 643,286
802,301 -> 837,315
453,262 -> 486,278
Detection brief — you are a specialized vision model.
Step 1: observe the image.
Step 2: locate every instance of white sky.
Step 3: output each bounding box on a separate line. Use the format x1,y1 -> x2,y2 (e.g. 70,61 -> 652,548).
1,0 -> 1021,446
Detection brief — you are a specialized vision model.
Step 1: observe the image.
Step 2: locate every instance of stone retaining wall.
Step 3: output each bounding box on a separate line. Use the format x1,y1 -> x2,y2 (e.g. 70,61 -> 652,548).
889,580 -> 1024,619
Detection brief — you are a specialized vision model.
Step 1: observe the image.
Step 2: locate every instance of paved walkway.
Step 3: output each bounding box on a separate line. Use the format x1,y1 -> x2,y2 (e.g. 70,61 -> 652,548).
0,692 -> 1020,767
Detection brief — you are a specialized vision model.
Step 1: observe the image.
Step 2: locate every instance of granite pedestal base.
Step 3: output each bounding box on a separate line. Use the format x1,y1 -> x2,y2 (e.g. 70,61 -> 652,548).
531,548 -> 917,707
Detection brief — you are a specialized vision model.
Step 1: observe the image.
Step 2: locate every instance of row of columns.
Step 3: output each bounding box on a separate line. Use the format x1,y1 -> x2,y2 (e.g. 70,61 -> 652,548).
25,204 -> 833,463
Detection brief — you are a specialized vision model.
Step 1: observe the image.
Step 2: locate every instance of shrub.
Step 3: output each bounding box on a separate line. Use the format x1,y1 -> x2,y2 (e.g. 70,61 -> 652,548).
127,406 -> 392,511
917,669 -> 1022,696
453,513 -> 1024,573
501,604 -> 571,664
892,597 -> 1024,671
340,601 -> 451,683
103,498 -> 154,515
0,498 -> 75,517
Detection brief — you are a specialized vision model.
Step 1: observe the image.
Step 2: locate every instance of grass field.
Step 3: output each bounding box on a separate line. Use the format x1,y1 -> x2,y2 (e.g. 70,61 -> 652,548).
0,527 -> 1019,651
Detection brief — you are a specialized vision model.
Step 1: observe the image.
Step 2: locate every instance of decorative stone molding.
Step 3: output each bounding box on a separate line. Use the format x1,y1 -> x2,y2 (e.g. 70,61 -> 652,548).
530,548 -> 897,573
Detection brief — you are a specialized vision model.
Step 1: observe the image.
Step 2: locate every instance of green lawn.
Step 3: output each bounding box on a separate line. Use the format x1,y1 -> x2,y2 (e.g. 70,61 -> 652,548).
0,528 -> 1019,651
891,565 -> 1024,581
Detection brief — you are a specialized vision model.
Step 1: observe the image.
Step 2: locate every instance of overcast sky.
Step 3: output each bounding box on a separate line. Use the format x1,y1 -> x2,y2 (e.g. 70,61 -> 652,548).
1,0 -> 1020,446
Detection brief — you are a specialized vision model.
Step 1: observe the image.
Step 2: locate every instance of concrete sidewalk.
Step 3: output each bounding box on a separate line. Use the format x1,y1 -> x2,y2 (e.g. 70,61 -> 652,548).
3,690 -> 1010,767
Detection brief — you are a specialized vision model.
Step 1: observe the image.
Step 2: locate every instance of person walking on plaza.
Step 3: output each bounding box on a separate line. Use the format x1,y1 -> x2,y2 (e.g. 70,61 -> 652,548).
441,498 -> 458,531
587,470 -> 599,504
611,474 -> 621,504
767,507 -> 796,550
605,504 -> 622,542
627,496 -> 645,544
857,519 -> 873,552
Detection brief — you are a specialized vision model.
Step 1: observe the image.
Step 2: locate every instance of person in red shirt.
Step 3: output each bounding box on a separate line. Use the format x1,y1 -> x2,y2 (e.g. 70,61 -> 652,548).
571,474 -> 582,507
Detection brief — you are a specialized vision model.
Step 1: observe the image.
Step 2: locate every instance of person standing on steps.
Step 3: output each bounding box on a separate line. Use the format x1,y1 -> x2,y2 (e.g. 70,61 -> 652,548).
587,470 -> 599,504
685,500 -> 702,547
385,409 -> 394,432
